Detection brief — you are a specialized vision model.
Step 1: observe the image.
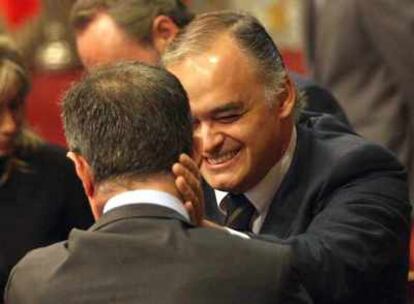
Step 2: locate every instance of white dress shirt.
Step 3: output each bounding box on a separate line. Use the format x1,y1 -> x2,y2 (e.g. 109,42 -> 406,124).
215,128 -> 297,234
103,189 -> 250,239
103,189 -> 190,221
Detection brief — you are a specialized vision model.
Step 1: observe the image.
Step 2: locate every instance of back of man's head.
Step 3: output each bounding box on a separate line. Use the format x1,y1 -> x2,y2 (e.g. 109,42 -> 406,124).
62,61 -> 192,184
71,0 -> 193,43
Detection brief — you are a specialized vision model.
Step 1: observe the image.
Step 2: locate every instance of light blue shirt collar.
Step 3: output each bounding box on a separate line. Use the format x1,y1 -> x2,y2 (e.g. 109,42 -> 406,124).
103,189 -> 190,221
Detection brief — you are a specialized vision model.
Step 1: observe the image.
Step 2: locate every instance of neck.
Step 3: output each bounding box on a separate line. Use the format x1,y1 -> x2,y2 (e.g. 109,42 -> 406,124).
91,173 -> 180,219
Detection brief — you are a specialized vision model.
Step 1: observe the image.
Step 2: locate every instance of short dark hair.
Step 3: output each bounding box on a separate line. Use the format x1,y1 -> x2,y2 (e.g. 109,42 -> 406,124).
70,0 -> 194,44
163,11 -> 304,110
62,61 -> 193,184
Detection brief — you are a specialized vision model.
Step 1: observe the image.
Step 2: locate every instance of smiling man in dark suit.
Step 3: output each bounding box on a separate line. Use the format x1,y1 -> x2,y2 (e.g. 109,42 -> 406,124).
4,62 -> 305,304
163,11 -> 411,304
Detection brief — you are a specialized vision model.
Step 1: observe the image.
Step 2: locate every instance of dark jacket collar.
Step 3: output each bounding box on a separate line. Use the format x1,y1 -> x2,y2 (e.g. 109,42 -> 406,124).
90,203 -> 194,232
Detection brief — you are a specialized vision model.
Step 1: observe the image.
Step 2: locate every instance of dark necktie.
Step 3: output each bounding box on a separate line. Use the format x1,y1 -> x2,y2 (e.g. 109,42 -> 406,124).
223,193 -> 256,232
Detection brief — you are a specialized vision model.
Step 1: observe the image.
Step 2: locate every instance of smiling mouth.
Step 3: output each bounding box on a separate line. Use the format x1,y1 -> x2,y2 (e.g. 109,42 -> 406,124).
205,149 -> 241,165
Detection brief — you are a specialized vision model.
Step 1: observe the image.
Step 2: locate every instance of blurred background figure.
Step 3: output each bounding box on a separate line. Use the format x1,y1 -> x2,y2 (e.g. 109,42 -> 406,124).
303,0 -> 414,200
0,34 -> 93,303
0,0 -> 340,146
69,0 -> 346,124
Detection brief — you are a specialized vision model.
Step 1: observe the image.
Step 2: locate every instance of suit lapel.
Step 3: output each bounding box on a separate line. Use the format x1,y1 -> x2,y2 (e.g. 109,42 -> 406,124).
90,204 -> 193,232
260,119 -> 314,238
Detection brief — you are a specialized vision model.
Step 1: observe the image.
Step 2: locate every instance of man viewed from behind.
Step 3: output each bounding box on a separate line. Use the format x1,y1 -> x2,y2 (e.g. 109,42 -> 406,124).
4,62 -> 301,304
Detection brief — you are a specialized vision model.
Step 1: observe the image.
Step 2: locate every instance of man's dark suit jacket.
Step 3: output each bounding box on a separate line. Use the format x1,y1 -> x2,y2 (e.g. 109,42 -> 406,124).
5,203 -> 304,304
204,111 -> 411,304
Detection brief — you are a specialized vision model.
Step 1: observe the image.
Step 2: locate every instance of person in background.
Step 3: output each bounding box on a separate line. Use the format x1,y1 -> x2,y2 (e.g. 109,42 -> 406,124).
163,11 -> 411,304
71,0 -> 192,68
70,0 -> 348,123
5,61 -> 304,304
303,0 -> 414,199
0,35 -> 93,302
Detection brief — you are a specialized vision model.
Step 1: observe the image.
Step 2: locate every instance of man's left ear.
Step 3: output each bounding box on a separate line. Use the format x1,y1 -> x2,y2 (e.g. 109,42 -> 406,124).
67,151 -> 95,199
152,15 -> 180,53
277,76 -> 296,119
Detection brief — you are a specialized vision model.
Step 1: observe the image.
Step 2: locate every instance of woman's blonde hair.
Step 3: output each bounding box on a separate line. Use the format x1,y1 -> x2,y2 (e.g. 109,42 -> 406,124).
0,35 -> 42,185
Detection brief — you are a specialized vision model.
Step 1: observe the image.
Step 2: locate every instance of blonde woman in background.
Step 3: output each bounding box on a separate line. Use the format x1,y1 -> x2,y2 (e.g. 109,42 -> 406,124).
0,35 -> 93,303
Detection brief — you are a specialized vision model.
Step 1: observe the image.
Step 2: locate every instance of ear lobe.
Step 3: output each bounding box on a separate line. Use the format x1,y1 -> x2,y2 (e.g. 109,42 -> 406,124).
277,76 -> 296,119
152,15 -> 179,53
67,152 -> 95,198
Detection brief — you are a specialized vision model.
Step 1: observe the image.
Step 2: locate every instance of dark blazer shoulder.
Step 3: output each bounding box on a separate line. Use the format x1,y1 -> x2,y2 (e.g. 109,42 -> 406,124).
5,204 -> 302,304
261,111 -> 409,236
296,112 -> 406,185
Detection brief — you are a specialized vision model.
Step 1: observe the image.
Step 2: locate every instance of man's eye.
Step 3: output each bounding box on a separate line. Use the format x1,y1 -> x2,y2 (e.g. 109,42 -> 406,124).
217,114 -> 241,123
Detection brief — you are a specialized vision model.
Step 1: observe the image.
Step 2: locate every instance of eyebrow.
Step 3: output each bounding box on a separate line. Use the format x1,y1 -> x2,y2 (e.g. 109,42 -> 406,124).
210,101 -> 245,116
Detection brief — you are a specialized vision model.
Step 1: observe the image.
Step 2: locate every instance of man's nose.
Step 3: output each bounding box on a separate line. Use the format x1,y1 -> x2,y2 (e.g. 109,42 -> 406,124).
194,123 -> 224,153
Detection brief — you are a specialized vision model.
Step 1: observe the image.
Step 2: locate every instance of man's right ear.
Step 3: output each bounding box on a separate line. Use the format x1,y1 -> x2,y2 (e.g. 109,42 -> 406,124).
67,152 -> 95,198
152,15 -> 180,53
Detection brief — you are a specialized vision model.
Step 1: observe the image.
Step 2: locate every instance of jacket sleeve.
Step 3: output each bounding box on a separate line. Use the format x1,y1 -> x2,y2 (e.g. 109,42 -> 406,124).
256,146 -> 411,303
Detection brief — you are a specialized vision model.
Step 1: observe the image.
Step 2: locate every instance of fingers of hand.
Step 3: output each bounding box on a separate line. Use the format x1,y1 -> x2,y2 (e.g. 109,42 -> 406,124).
179,154 -> 201,180
184,201 -> 197,225
175,176 -> 198,205
172,162 -> 202,200
190,148 -> 202,167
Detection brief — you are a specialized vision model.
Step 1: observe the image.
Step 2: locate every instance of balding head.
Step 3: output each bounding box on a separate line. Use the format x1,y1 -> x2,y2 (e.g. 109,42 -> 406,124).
76,12 -> 160,68
71,0 -> 193,69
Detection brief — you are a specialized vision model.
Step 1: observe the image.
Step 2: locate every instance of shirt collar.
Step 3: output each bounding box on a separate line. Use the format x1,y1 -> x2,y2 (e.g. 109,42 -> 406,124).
215,127 -> 297,214
103,189 -> 190,221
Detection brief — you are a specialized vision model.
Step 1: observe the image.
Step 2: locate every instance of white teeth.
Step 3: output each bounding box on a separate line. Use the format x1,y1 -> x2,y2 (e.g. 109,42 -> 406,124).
207,150 -> 239,164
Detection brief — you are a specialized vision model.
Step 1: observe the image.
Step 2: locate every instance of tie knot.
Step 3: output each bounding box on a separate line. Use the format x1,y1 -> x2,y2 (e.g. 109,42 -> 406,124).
224,193 -> 256,231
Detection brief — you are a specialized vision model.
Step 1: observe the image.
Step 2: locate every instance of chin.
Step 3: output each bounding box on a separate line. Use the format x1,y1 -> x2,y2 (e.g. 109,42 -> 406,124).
204,174 -> 242,192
